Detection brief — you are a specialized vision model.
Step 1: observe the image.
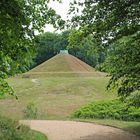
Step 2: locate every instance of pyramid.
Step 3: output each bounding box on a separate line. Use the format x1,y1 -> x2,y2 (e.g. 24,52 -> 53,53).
23,54 -> 106,77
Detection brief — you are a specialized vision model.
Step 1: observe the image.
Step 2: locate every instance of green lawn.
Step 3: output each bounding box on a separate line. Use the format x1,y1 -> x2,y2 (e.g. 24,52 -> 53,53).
32,130 -> 48,140
0,76 -> 139,136
0,76 -> 115,120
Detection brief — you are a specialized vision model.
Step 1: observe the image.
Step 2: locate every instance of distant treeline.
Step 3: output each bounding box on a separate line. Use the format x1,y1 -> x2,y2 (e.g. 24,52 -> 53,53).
32,30 -> 105,69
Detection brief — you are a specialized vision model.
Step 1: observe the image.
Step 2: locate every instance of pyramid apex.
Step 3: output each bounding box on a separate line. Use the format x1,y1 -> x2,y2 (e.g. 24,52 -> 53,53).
59,50 -> 69,54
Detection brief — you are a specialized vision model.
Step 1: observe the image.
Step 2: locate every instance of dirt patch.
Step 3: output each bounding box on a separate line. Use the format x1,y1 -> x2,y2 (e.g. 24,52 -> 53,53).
20,120 -> 140,140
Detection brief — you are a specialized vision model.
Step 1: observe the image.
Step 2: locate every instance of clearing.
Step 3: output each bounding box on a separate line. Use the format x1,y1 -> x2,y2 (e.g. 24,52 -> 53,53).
21,120 -> 140,140
0,54 -> 139,139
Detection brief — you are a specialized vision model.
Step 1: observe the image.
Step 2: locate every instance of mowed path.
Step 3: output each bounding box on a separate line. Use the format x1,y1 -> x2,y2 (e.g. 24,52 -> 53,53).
20,120 -> 140,140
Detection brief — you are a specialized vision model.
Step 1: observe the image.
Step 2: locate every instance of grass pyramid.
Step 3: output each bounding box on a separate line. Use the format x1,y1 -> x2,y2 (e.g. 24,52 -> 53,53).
24,54 -> 105,77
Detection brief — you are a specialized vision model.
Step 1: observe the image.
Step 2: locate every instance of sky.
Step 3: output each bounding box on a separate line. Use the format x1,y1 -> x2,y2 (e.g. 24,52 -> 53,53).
43,0 -> 73,32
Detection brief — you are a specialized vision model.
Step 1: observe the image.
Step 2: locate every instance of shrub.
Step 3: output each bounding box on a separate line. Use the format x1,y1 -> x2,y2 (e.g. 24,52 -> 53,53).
72,100 -> 140,121
126,90 -> 140,107
24,102 -> 38,119
0,116 -> 36,140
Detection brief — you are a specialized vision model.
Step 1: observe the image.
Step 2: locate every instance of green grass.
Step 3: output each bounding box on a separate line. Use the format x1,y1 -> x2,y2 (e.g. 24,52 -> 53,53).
0,76 -> 139,136
0,115 -> 48,140
74,119 -> 140,136
0,77 -> 115,120
32,130 -> 48,140
29,54 -> 72,72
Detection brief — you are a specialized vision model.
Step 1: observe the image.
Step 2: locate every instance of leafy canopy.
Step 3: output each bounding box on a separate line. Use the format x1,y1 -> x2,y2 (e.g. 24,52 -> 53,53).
105,33 -> 140,99
0,0 -> 64,96
68,0 -> 140,103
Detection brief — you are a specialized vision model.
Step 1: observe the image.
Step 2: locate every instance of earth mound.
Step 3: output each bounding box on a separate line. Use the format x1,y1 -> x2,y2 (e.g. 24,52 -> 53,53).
23,54 -> 106,77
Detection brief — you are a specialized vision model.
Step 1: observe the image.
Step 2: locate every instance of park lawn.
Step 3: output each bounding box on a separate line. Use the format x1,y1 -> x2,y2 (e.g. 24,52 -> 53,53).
0,76 -> 115,120
32,130 -> 48,140
0,76 -> 139,136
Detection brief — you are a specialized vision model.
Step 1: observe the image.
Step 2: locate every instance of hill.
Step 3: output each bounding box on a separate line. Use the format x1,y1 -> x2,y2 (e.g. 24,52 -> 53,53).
23,54 -> 105,77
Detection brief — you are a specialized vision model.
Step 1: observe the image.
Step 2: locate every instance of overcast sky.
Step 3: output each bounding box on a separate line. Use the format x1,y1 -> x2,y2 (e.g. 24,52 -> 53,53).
43,0 -> 73,32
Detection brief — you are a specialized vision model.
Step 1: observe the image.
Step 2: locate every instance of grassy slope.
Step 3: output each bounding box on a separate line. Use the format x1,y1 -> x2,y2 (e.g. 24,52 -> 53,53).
0,77 -> 139,135
0,54 -> 139,136
24,54 -> 104,77
29,54 -> 71,72
0,77 -> 115,120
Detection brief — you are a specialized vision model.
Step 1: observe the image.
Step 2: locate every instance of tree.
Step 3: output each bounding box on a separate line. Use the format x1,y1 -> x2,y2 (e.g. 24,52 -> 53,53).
68,29 -> 105,67
69,0 -> 140,42
32,30 -> 104,68
105,34 -> 140,100
0,0 -> 64,96
68,0 -> 140,102
32,32 -> 59,67
32,31 -> 70,67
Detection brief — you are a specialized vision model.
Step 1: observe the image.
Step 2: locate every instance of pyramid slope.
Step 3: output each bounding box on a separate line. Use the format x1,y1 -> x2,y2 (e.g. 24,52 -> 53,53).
24,54 -> 106,77
30,54 -> 94,72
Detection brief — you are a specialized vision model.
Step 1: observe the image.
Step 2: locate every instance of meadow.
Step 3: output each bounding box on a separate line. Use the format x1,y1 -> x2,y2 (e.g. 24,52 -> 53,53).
0,76 -> 140,135
1,76 -> 114,120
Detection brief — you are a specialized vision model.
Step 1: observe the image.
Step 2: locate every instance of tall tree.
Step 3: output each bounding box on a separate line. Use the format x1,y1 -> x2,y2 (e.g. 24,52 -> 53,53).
105,34 -> 140,99
68,0 -> 140,102
0,0 -> 64,96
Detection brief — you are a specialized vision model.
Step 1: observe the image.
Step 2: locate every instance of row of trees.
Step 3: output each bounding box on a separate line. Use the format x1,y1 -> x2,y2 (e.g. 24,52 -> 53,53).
32,30 -> 105,68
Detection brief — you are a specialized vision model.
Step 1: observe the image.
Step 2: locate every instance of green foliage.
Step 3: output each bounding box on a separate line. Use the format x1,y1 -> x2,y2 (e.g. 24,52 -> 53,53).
24,102 -> 38,119
69,0 -> 140,42
0,0 -> 64,96
32,30 -> 70,67
68,30 -> 105,67
68,0 -> 140,104
104,34 -> 140,99
32,131 -> 48,140
33,30 -> 105,68
126,91 -> 140,107
33,32 -> 58,67
67,29 -> 84,48
0,78 -> 16,97
72,100 -> 140,121
0,0 -> 62,74
0,115 -> 47,140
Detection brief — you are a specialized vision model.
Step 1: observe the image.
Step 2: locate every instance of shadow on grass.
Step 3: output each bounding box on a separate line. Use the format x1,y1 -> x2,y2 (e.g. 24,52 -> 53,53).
75,122 -> 140,140
73,119 -> 140,137
123,123 -> 140,136
76,133 -> 140,140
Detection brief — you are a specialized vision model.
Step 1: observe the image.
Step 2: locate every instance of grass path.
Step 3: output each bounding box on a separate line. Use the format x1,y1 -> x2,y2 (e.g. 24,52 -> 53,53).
20,120 -> 140,140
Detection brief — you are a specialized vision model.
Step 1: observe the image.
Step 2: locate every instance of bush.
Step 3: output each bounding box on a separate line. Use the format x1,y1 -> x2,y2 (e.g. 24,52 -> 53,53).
126,90 -> 140,107
24,102 -> 38,119
0,116 -> 41,140
72,100 -> 140,121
